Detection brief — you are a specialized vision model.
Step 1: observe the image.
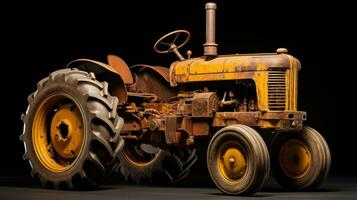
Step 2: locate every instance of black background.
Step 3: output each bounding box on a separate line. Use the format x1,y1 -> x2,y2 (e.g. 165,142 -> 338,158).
1,0 -> 356,178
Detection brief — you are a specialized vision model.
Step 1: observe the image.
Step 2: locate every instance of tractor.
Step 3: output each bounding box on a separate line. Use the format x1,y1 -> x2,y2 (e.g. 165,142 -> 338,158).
20,2 -> 331,195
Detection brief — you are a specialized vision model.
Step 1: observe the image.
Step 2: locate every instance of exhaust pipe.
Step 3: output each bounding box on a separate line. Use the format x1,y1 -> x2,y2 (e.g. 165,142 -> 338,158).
204,2 -> 218,57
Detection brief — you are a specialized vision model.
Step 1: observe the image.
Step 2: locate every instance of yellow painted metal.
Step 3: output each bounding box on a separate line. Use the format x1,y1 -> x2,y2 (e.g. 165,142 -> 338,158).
279,139 -> 311,179
122,146 -> 161,167
217,141 -> 247,183
286,55 -> 300,111
50,104 -> 84,159
255,72 -> 269,111
170,53 -> 300,112
171,54 -> 290,81
32,94 -> 85,172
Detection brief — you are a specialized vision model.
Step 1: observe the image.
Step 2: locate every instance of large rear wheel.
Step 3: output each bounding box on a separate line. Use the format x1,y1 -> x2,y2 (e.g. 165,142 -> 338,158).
207,125 -> 270,195
20,69 -> 124,189
270,126 -> 331,190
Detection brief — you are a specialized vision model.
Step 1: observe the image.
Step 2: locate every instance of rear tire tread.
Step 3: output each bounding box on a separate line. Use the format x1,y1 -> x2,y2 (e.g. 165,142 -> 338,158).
118,147 -> 197,184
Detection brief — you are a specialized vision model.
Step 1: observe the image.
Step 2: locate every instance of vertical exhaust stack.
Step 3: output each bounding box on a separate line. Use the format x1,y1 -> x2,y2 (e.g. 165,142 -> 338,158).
204,2 -> 218,57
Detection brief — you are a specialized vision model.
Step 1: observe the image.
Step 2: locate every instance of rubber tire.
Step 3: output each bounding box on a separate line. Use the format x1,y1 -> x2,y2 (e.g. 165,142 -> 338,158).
270,126 -> 331,190
20,68 -> 124,189
117,146 -> 197,184
207,125 -> 270,196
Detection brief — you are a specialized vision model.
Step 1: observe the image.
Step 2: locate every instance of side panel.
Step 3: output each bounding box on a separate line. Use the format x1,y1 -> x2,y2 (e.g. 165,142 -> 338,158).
130,65 -> 177,102
286,55 -> 300,111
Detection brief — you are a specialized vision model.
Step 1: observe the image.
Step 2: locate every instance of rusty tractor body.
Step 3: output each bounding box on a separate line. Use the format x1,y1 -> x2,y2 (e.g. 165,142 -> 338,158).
21,2 -> 330,196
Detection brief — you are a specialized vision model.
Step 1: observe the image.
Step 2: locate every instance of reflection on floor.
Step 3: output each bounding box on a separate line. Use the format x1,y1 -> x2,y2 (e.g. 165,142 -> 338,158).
0,176 -> 356,200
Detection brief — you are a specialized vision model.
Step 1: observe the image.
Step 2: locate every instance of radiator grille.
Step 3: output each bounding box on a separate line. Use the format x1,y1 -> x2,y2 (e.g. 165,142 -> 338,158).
268,70 -> 286,110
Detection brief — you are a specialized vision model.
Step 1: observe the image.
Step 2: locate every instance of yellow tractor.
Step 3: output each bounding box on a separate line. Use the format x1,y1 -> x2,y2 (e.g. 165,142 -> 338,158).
20,2 -> 330,195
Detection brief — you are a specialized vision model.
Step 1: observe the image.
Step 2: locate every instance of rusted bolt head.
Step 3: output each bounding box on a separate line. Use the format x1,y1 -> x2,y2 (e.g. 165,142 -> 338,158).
291,121 -> 297,128
186,136 -> 195,146
149,119 -> 160,131
187,50 -> 192,56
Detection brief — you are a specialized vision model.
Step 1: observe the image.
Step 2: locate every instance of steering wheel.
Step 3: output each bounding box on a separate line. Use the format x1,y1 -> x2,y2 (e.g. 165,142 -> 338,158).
154,30 -> 191,54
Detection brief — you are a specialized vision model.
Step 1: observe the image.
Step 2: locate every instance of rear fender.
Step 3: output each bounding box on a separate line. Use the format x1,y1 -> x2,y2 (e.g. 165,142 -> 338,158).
130,64 -> 176,102
130,64 -> 170,82
67,59 -> 128,104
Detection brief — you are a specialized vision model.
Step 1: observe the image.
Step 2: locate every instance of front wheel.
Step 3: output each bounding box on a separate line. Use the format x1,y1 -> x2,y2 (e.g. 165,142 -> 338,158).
270,126 -> 331,190
207,125 -> 270,195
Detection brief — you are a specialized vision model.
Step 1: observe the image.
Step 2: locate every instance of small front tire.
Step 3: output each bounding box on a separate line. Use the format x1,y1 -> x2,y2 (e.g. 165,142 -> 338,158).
270,126 -> 331,190
207,125 -> 270,195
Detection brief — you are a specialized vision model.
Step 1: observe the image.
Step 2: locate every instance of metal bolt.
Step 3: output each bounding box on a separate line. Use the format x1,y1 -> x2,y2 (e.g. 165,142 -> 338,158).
186,136 -> 195,146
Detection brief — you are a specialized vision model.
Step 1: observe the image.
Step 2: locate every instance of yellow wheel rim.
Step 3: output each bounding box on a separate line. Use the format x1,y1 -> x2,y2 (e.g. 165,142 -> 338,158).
32,94 -> 85,172
279,139 -> 311,179
217,141 -> 247,183
122,144 -> 161,167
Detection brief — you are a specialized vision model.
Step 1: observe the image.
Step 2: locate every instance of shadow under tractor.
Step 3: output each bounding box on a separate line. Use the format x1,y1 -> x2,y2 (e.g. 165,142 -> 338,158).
20,2 -> 331,195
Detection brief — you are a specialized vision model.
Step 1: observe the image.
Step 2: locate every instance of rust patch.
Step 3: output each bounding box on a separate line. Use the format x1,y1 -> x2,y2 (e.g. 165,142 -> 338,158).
107,54 -> 134,84
192,92 -> 219,117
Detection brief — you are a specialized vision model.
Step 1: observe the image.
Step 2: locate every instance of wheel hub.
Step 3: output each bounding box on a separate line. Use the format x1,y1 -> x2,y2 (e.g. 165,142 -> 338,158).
50,104 -> 84,159
218,143 -> 247,182
279,139 -> 311,179
32,94 -> 85,172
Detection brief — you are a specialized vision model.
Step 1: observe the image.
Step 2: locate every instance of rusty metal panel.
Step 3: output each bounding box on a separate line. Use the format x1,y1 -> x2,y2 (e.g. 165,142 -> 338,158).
212,112 -> 259,127
192,96 -> 209,117
179,117 -> 193,135
165,116 -> 178,144
192,92 -> 219,117
131,64 -> 170,82
131,67 -> 177,102
107,55 -> 134,84
260,111 -> 306,120
192,120 -> 210,136
183,103 -> 192,115
211,111 -> 306,131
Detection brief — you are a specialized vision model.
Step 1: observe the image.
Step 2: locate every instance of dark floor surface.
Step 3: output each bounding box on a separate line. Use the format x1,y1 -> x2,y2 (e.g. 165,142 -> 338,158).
0,176 -> 356,200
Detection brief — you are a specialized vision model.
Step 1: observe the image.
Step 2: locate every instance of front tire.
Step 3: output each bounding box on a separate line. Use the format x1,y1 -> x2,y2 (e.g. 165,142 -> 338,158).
270,126 -> 331,190
20,68 -> 124,189
207,125 -> 270,195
